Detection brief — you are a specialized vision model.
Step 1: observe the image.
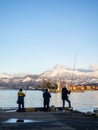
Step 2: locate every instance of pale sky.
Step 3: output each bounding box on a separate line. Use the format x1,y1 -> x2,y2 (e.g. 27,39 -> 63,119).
0,0 -> 98,74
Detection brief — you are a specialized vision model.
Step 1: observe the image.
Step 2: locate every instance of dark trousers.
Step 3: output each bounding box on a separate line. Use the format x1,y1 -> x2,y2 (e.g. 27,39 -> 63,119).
18,101 -> 25,112
44,101 -> 49,111
62,99 -> 71,109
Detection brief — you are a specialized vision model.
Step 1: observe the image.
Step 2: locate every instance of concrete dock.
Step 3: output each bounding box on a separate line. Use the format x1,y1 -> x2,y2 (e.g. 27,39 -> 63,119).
0,110 -> 98,130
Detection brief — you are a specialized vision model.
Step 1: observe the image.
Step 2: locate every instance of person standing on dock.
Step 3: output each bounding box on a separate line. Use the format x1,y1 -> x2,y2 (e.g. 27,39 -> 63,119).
43,89 -> 51,111
61,86 -> 71,110
17,88 -> 25,112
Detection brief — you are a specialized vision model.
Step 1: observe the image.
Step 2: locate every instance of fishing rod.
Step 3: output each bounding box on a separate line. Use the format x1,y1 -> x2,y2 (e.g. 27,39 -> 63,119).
25,86 -> 28,95
70,54 -> 77,86
65,54 -> 77,91
24,82 -> 30,95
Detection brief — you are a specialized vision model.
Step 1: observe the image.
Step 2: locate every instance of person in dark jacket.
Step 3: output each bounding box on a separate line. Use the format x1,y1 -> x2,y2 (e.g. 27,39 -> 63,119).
17,88 -> 25,112
61,86 -> 71,110
43,89 -> 51,111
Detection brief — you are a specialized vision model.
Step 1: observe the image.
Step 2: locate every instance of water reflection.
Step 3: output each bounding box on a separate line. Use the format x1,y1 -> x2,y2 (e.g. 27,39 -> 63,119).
0,90 -> 98,112
51,93 -> 62,106
3,118 -> 43,123
70,91 -> 98,112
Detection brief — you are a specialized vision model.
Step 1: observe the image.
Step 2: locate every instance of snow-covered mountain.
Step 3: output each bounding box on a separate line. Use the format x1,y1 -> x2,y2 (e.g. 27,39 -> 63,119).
38,64 -> 98,84
39,65 -> 72,78
0,72 -> 32,79
40,64 -> 98,78
0,64 -> 98,84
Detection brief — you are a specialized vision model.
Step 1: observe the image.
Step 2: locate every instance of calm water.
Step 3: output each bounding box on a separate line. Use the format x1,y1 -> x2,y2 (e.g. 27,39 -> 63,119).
0,89 -> 98,112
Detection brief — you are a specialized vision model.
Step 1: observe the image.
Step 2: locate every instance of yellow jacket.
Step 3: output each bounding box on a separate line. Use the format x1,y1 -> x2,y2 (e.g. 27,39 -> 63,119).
18,91 -> 25,97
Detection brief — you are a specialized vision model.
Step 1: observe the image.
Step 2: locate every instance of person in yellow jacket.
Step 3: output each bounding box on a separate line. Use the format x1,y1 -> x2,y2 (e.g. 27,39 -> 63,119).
17,88 -> 25,112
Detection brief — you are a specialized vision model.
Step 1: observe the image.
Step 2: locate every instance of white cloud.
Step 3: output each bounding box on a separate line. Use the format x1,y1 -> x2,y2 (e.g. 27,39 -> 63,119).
90,64 -> 98,71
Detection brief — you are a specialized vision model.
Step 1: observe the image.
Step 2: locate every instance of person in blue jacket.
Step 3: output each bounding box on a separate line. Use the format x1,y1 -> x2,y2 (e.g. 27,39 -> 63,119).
43,89 -> 51,111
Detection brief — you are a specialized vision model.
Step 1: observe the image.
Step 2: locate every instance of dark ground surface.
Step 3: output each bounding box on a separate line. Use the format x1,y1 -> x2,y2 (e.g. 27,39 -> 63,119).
0,110 -> 98,130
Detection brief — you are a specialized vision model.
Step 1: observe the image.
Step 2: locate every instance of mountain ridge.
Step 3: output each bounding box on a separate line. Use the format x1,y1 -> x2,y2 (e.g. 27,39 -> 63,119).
0,64 -> 98,84
0,64 -> 98,90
